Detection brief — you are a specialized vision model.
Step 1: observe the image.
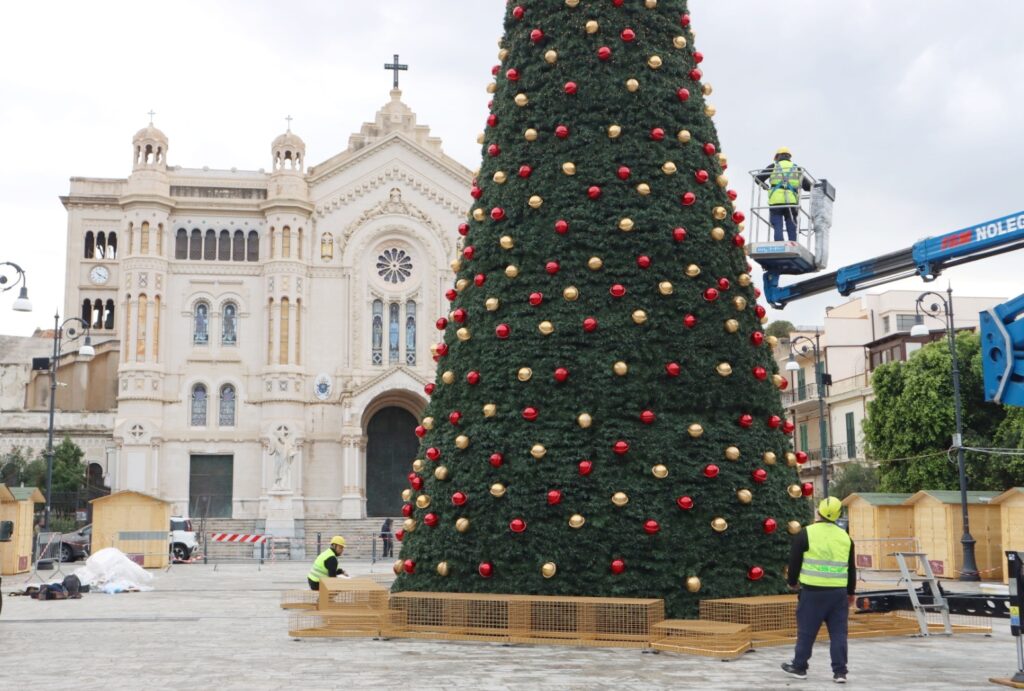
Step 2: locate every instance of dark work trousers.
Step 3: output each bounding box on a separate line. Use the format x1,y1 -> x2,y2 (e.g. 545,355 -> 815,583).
792,588 -> 849,674
770,206 -> 798,241
308,578 -> 320,591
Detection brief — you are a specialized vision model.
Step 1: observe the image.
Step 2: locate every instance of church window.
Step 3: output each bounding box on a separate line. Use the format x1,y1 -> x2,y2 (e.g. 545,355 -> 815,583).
218,230 -> 231,260
282,226 -> 291,259
279,298 -> 290,365
295,299 -> 302,366
194,302 -> 210,345
140,222 -> 150,254
189,229 -> 202,260
269,227 -> 276,259
81,299 -> 91,324
405,300 -> 416,366
222,303 -> 238,345
84,231 -> 95,259
190,384 -> 208,427
267,299 -> 274,365
232,230 -> 245,261
247,231 -> 259,262
377,248 -> 412,284
218,384 -> 236,427
123,295 -> 131,362
95,232 -> 106,259
152,296 -> 160,361
92,299 -> 104,329
297,228 -> 303,260
371,299 -> 383,365
175,229 -> 188,259
136,294 -> 147,360
203,230 -> 216,260
104,300 -> 116,330
107,231 -> 118,259
389,302 -> 400,365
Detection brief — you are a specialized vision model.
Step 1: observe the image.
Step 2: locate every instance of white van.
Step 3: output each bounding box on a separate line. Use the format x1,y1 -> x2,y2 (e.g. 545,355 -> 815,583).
170,516 -> 199,561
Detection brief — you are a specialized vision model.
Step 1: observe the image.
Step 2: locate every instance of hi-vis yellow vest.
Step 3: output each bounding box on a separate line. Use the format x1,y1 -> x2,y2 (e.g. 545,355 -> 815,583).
769,160 -> 801,206
307,548 -> 335,583
799,522 -> 852,587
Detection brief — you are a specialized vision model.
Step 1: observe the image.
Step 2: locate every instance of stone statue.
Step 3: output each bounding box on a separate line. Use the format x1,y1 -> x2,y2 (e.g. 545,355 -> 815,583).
269,426 -> 298,490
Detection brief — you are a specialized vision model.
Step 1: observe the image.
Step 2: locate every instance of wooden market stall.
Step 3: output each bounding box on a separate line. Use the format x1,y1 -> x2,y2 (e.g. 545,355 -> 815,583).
841,493 -> 913,571
0,485 -> 44,575
90,490 -> 171,568
991,487 -> 1024,584
904,490 -> 1003,580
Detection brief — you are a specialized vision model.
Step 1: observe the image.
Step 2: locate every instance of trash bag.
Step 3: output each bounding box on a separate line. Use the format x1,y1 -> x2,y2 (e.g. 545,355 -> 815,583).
74,547 -> 155,593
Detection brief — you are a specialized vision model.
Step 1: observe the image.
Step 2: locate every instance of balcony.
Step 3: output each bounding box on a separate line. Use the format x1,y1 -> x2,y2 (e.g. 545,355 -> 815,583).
780,382 -> 826,407
804,442 -> 868,464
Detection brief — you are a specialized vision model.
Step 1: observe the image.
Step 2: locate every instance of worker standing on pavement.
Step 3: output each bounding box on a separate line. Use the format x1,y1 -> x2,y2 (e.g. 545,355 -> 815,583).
758,148 -> 812,242
781,497 -> 856,684
307,535 -> 348,590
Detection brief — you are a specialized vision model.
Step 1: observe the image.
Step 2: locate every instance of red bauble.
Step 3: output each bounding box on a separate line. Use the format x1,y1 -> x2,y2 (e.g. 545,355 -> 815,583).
728,189 -> 739,200
444,290 -> 457,302
555,124 -> 570,139
395,529 -> 404,542
414,425 -> 426,438
703,288 -> 720,302
617,165 -> 631,180
747,566 -> 765,581
610,284 -> 626,298
547,489 -> 563,505
458,222 -> 470,236
752,468 -> 768,484
733,234 -> 746,248
750,332 -> 765,346
553,367 -> 569,382
636,255 -> 651,269
779,378 -> 789,390
474,273 -> 486,287
448,411 -> 462,425
682,192 -> 697,206
643,520 -> 660,535
620,28 -> 636,42
689,68 -> 703,81
478,562 -> 494,578
518,165 -> 533,178
587,185 -> 603,200
681,13 -> 691,27
403,559 -> 416,574
488,143 -> 501,157
753,366 -> 768,380
554,219 -> 569,234
702,141 -> 715,155
564,81 -> 578,95
718,278 -> 731,291
763,518 -> 778,534
693,50 -> 704,64
463,245 -> 475,259
583,317 -> 598,332
801,483 -> 814,497
610,559 -> 626,575
650,127 -> 666,141
677,495 -> 695,510
435,343 -> 449,357
402,503 -> 413,517
426,447 -> 441,461
411,476 -> 423,490
578,459 -> 593,476
522,406 -> 538,421
640,410 -> 656,425
673,227 -> 687,242
452,491 -> 467,506
436,318 -> 448,331
613,440 -> 630,456
504,68 -> 519,82
545,261 -> 560,275
695,169 -> 709,184
703,464 -> 720,479
754,288 -> 762,298
466,371 -> 481,385
796,451 -> 808,464
677,87 -> 691,101
755,304 -> 767,319
613,0 -> 624,5
495,323 -> 511,340
529,292 -> 543,306
530,28 -> 544,43
512,5 -> 524,20
733,211 -> 746,224
767,415 -> 782,429
783,420 -> 796,434
424,383 -> 436,395
423,512 -> 439,528
489,453 -> 504,468
452,308 -> 467,323
665,362 -> 681,377
490,207 -> 506,221
739,414 -> 754,428
486,114 -> 498,128
598,46 -> 612,61
683,314 -> 698,329
510,518 -> 527,533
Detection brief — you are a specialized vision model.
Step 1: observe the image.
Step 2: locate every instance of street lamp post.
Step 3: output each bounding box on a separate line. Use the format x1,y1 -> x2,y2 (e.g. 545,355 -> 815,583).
42,312 -> 95,529
910,287 -> 980,581
0,261 -> 33,312
786,333 -> 831,496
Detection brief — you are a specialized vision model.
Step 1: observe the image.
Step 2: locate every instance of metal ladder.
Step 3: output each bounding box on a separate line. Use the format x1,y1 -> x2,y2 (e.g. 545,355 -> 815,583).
894,552 -> 952,636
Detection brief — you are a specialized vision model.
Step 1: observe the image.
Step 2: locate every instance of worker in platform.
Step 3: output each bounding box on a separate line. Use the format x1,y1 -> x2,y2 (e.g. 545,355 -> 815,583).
781,497 -> 856,684
307,535 -> 348,590
759,147 -> 812,242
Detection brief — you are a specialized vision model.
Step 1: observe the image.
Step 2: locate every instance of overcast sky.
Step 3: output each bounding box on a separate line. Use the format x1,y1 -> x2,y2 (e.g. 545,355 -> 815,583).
2,0 -> 1022,337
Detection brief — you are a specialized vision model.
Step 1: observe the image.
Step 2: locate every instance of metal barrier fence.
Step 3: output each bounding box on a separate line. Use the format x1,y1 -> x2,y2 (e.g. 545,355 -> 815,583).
27,532 -> 68,582
854,537 -> 922,573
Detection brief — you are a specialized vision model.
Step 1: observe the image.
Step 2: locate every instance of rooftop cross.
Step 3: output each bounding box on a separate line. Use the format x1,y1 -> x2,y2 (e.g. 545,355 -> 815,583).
285,114 -> 293,132
384,54 -> 408,89
147,110 -> 156,125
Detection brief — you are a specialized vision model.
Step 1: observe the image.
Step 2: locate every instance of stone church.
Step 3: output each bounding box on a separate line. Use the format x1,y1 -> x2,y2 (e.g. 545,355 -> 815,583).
57,88 -> 472,539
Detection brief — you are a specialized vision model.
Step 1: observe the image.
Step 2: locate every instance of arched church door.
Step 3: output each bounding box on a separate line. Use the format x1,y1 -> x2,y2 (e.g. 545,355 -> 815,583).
366,406 -> 418,517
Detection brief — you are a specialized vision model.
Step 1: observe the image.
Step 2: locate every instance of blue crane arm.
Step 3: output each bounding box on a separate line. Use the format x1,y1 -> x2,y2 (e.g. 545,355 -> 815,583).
980,293 -> 1024,406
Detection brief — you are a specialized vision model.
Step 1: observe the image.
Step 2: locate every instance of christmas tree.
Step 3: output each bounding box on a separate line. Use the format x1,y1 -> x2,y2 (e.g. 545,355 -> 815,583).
392,0 -> 811,618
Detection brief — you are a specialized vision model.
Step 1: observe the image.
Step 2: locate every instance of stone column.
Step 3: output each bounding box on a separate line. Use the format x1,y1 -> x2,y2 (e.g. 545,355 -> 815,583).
339,432 -> 366,518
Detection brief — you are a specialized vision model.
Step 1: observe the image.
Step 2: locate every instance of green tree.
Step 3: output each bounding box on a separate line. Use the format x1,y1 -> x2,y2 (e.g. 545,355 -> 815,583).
47,437 -> 88,493
0,447 -> 47,488
392,2 -> 809,617
765,320 -> 796,339
863,332 -> 1016,492
828,463 -> 879,501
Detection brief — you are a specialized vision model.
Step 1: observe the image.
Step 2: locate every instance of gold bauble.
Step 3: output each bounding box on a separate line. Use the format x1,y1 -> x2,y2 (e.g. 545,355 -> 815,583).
577,413 -> 593,429
724,319 -> 740,333
772,374 -> 785,388
545,49 -> 558,64
632,310 -> 648,325
401,489 -> 413,502
485,297 -> 500,312
442,370 -> 455,385
486,83 -> 497,94
702,83 -> 714,96
737,489 -> 753,505
422,417 -> 435,430
711,517 -> 728,533
416,494 -> 431,509
476,133 -> 485,144
717,174 -> 729,188
725,446 -> 741,461
483,403 -> 497,418
613,361 -> 629,376
412,459 -> 425,473
662,161 -> 678,175
538,321 -> 555,336
626,78 -> 640,92
647,55 -> 663,69
710,227 -> 726,241
505,265 -> 519,279
608,124 -> 622,139
659,281 -> 674,296
685,576 -> 701,593
562,162 -> 577,175
636,183 -> 651,196
768,335 -> 779,348
490,483 -> 506,498
685,264 -> 701,278
563,286 -> 580,301
618,218 -> 635,232
403,518 -> 417,532
786,452 -> 798,467
788,521 -> 803,535
500,235 -> 514,249
494,170 -> 508,184
585,20 -> 599,34
763,451 -> 778,466
652,464 -> 669,479
542,562 -> 557,579
472,209 -> 486,222
715,208 -> 732,223
704,104 -> 717,117
531,444 -> 547,460
565,0 -> 579,7
436,561 -> 450,577
456,517 -> 471,533
716,362 -> 733,377
677,129 -> 692,143
569,514 -> 586,529
456,327 -> 471,341
517,367 -> 533,382
498,48 -> 509,61
733,296 -> 748,311
514,93 -> 529,107
393,560 -> 404,575
588,257 -> 604,271
673,35 -> 687,49
455,435 -> 469,450
688,423 -> 704,438
788,484 -> 804,499
738,273 -> 752,287
455,278 -> 470,292
525,128 -> 539,142
528,195 -> 544,209
434,466 -> 449,481
612,492 -> 629,507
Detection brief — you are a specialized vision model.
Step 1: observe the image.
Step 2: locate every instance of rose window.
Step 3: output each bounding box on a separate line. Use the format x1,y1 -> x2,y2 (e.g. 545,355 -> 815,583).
377,248 -> 413,284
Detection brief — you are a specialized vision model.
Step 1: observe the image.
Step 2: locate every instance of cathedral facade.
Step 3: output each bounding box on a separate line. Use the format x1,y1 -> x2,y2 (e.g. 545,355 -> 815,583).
60,90 -> 471,525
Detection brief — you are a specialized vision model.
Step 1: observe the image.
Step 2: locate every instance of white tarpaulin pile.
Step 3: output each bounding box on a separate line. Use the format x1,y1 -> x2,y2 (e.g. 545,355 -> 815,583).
74,547 -> 155,593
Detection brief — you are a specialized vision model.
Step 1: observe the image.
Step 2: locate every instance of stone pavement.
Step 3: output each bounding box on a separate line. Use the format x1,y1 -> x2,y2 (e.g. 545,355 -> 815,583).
0,560 -> 1016,690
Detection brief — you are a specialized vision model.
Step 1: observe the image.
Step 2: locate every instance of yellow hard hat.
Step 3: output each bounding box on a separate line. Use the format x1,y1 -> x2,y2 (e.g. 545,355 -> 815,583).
330,535 -> 346,547
818,497 -> 842,522
776,147 -> 792,156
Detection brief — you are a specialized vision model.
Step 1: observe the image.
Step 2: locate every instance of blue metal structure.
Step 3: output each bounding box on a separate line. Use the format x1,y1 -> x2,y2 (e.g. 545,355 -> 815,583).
980,294 -> 1024,406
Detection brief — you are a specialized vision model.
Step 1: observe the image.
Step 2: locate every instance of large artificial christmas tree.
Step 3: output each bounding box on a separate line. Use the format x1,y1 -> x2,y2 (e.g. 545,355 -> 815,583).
392,0 -> 811,618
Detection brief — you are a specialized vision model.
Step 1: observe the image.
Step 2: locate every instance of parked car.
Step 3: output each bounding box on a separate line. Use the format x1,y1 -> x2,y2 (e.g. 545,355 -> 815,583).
41,517 -> 198,563
170,516 -> 199,561
37,525 -> 91,563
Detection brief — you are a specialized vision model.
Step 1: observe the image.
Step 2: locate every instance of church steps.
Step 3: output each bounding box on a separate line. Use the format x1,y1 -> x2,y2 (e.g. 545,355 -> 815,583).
190,517 -> 401,561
